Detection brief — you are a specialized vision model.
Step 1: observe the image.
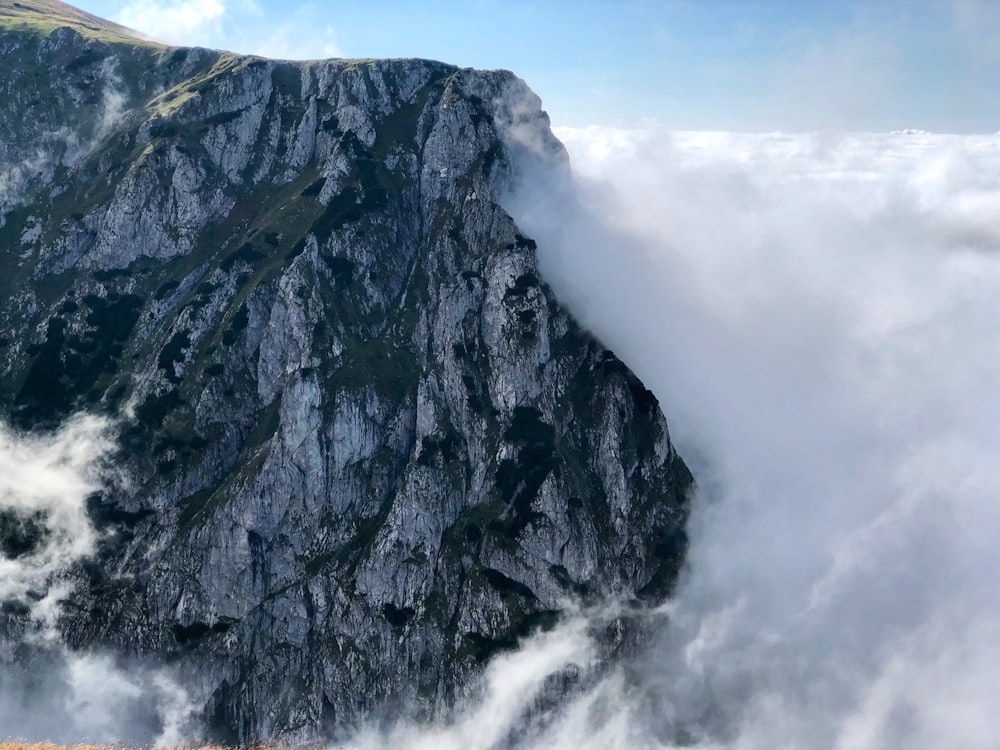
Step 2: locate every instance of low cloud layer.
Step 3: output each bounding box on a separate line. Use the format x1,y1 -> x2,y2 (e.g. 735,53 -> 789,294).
0,416 -> 198,745
513,127 -> 1000,748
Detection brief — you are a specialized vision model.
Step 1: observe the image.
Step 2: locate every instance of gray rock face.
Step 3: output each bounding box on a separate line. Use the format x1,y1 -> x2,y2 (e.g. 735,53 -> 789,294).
0,9 -> 691,741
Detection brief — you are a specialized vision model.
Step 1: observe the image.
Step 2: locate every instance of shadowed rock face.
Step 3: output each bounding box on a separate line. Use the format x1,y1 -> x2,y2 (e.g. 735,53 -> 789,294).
0,5 -> 691,741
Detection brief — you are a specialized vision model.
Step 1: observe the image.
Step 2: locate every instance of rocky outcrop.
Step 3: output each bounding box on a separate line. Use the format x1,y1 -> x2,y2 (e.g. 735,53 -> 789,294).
0,4 -> 691,741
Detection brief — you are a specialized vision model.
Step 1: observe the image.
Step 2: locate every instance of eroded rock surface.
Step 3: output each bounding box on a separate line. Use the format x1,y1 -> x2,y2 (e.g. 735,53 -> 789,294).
0,5 -> 690,740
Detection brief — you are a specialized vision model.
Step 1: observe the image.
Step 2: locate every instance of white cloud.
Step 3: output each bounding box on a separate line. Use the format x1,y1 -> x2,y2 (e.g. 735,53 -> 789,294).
115,0 -> 227,43
0,414 -> 112,626
236,17 -> 343,60
0,415 -> 200,745
504,125 -> 1000,749
112,0 -> 344,59
345,616 -> 597,750
0,645 -> 201,745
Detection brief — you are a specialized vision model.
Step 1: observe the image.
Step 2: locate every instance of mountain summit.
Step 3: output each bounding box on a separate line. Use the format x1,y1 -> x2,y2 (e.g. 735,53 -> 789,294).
0,2 -> 691,741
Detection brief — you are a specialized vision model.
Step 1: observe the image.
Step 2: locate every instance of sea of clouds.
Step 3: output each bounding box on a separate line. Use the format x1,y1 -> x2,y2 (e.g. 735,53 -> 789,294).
3,128 -> 999,748
510,127 -> 1000,749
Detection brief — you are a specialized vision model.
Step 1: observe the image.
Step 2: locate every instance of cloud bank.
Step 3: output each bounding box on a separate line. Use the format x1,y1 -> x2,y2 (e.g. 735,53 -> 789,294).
516,127 -> 1000,748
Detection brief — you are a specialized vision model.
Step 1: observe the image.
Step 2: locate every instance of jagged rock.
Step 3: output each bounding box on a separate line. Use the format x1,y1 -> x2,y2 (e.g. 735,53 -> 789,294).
0,0 -> 691,741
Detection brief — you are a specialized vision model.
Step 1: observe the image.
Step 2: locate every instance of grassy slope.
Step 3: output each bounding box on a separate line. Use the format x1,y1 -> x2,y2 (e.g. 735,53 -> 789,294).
0,0 -> 163,46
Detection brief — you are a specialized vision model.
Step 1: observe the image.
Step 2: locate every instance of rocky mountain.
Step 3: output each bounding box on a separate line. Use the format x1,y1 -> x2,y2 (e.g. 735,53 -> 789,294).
0,0 -> 691,741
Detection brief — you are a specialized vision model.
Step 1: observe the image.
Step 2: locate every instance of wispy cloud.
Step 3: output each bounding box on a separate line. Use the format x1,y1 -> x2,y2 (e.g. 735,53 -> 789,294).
115,0 -> 228,44
1,63 -> 131,229
0,415 -> 200,745
0,414 -> 112,627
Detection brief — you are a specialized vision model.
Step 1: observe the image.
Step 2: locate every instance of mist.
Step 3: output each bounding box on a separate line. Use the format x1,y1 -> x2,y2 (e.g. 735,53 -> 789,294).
0,59 -> 129,230
0,416 -> 198,745
0,415 -> 111,627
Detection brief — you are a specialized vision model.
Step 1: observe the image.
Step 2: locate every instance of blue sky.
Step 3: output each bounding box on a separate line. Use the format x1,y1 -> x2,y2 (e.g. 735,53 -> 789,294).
71,0 -> 1000,132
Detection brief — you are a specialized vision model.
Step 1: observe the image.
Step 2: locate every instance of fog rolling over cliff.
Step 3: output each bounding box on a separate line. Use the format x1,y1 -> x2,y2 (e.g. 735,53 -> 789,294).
0,0 -> 690,743
500,128 -> 1000,748
314,128 -> 1000,750
332,128 -> 1000,750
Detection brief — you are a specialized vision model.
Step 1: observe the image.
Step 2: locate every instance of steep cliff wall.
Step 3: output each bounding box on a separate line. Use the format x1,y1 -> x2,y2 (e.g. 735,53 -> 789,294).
0,3 -> 690,740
